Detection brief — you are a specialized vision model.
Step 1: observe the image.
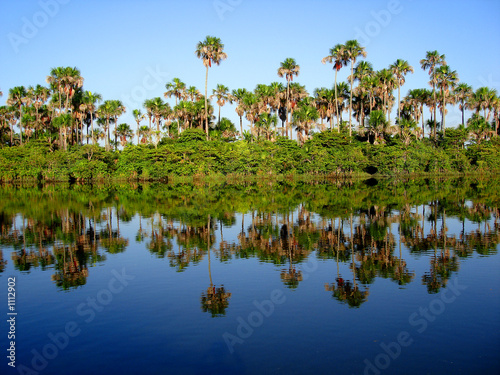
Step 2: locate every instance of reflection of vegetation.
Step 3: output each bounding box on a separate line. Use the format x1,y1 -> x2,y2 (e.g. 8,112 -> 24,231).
0,177 -> 498,300
201,285 -> 231,317
201,215 -> 231,317
325,277 -> 369,308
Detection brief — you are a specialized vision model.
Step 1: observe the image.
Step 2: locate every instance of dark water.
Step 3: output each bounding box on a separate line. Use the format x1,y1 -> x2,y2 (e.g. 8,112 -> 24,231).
0,178 -> 499,375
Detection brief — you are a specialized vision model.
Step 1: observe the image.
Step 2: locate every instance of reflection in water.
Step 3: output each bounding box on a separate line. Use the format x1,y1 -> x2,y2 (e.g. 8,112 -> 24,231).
201,215 -> 231,317
0,178 -> 498,306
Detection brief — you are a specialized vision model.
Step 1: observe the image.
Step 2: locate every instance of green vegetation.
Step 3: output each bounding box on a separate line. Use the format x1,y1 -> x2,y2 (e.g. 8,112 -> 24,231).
0,130 -> 498,182
0,39 -> 499,181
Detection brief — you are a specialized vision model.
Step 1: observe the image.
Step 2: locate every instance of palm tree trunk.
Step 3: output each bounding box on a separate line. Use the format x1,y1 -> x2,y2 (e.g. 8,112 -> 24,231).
90,112 -> 95,145
461,101 -> 465,127
204,65 -> 209,140
239,115 -> 243,138
105,118 -> 110,151
137,122 -> 140,145
335,69 -> 339,132
349,63 -> 354,137
18,104 -> 23,145
397,82 -> 401,121
433,82 -> 437,140
286,80 -> 290,138
442,91 -> 446,137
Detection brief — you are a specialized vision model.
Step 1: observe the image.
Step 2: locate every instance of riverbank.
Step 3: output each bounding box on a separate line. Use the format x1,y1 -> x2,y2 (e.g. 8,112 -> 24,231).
1,130 -> 498,182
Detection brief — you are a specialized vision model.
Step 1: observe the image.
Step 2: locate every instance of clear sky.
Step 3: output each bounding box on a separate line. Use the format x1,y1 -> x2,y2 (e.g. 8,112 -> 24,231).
1,0 -> 499,131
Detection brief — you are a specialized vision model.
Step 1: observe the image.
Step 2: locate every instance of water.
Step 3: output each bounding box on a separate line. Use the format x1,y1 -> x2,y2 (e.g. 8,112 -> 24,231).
1,178 -> 499,375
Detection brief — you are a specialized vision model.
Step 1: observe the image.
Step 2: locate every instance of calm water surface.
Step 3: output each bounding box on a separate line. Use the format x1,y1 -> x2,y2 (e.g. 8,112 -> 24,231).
0,178 -> 499,375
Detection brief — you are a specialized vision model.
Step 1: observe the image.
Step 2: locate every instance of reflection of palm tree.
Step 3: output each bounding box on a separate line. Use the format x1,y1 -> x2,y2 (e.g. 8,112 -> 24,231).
325,213 -> 369,307
201,215 -> 231,317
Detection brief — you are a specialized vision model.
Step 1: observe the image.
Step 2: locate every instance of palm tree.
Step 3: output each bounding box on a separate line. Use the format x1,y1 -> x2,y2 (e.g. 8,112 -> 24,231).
186,86 -> 201,102
114,123 -> 134,148
292,103 -> 319,144
376,69 -> 396,124
453,83 -> 473,127
343,40 -> 367,136
231,88 -> 248,137
132,109 -> 145,145
6,86 -> 26,145
277,57 -> 300,138
28,85 -> 50,139
351,61 -> 374,128
96,100 -> 115,151
255,112 -> 278,141
46,66 -> 84,114
195,36 -> 227,139
420,51 -> 446,139
470,87 -> 498,123
367,109 -> 389,144
211,84 -> 230,126
288,82 -> 308,140
110,100 -> 126,150
80,91 -> 102,145
164,77 -> 186,105
389,59 -> 414,122
138,125 -> 151,144
467,113 -> 492,144
242,92 -> 259,137
434,65 -> 459,135
322,44 -> 347,131
174,100 -> 195,131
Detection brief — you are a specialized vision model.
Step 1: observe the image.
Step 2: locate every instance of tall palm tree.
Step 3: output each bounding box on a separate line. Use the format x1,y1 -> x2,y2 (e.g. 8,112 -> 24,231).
343,40 -> 367,136
6,86 -> 27,145
211,84 -> 230,126
32,85 -> 50,138
277,57 -> 300,138
351,61 -> 374,128
195,36 -> 227,139
376,69 -> 396,123
132,109 -> 145,145
231,88 -> 248,137
164,77 -> 186,105
80,91 -> 102,145
288,82 -> 308,140
389,59 -> 414,122
143,98 -> 154,130
322,44 -> 346,131
453,83 -> 473,127
420,51 -> 446,139
110,100 -> 126,150
434,65 -> 459,135
96,100 -> 115,151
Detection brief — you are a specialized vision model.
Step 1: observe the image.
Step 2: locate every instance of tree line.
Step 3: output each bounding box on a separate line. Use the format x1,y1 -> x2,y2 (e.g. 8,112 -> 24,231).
1,36 -> 499,151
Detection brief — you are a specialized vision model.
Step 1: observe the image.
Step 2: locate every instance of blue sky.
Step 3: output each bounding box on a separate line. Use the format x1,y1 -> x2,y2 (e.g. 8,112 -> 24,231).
1,0 -> 499,132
